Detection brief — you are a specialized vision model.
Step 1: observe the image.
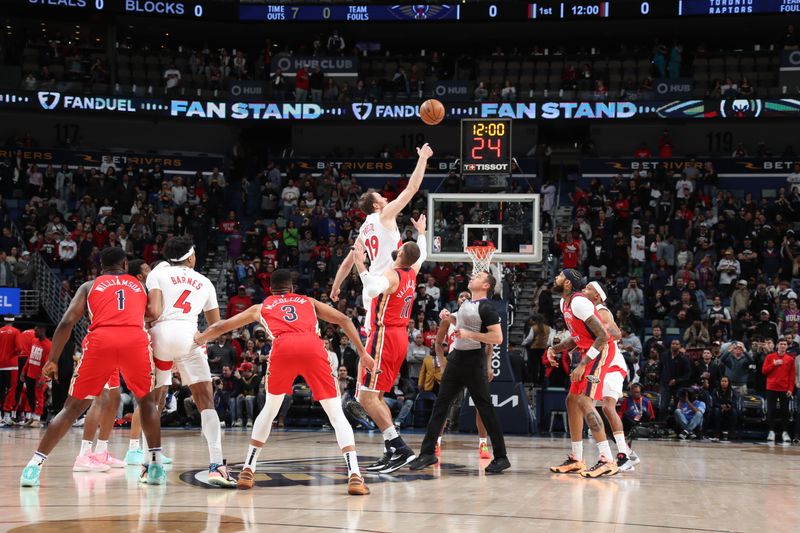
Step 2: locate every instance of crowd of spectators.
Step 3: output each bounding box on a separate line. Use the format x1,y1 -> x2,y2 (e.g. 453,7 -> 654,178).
522,157 -> 800,442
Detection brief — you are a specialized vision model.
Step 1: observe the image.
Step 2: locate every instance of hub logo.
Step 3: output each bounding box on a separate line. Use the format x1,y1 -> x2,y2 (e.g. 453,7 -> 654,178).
37,91 -> 61,110
351,103 -> 373,120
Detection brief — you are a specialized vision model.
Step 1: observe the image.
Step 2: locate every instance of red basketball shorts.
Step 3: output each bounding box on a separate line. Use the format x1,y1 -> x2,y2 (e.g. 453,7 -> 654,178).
70,327 -> 153,400
568,343 -> 615,401
361,325 -> 408,393
267,334 -> 337,401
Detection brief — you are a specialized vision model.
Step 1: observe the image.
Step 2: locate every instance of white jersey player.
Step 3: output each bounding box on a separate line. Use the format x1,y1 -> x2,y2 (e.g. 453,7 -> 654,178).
145,237 -> 236,488
331,143 -> 434,332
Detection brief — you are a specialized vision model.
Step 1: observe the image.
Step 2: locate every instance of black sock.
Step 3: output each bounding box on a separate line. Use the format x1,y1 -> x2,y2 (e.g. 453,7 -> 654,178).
389,436 -> 407,452
383,440 -> 391,453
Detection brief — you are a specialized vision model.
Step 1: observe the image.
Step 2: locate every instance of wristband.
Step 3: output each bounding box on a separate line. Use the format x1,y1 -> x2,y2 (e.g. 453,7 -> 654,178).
587,346 -> 601,360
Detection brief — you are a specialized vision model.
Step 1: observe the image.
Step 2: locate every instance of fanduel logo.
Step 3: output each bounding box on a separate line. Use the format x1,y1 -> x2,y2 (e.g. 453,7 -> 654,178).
351,103 -> 373,120
37,91 -> 61,110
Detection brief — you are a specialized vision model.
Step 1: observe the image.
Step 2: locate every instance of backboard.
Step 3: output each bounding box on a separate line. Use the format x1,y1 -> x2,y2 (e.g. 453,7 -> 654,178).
427,193 -> 543,263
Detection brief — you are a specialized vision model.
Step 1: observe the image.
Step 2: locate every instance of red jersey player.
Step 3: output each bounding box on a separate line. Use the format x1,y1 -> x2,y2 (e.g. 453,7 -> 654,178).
547,269 -> 619,478
0,316 -> 20,426
18,326 -> 50,427
195,268 -> 376,496
352,216 -> 427,475
20,248 -> 164,488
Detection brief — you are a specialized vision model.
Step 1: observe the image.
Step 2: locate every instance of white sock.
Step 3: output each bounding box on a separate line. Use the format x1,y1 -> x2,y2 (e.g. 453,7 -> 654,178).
201,409 -> 224,465
149,447 -> 162,464
344,451 -> 360,476
243,444 -> 262,472
129,439 -> 140,451
32,414 -> 40,421
382,426 -> 399,441
142,433 -> 148,451
613,432 -> 629,456
28,452 -> 47,467
479,437 -> 488,445
95,440 -> 108,455
79,440 -> 93,457
571,441 -> 583,461
597,440 -> 612,460
437,436 -> 442,446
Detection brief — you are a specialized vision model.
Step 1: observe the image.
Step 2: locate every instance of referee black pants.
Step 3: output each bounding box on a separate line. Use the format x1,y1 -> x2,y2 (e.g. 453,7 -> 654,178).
419,348 -> 507,458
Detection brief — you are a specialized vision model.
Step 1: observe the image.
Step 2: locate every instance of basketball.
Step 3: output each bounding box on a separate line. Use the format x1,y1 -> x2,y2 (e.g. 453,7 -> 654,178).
420,99 -> 445,125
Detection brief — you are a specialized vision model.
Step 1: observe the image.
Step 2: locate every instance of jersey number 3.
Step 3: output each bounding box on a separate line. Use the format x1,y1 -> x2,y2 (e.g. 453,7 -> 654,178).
173,290 -> 192,314
281,305 -> 298,322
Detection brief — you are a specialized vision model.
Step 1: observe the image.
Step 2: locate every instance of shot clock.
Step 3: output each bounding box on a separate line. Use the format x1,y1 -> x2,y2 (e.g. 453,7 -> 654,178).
460,119 -> 513,176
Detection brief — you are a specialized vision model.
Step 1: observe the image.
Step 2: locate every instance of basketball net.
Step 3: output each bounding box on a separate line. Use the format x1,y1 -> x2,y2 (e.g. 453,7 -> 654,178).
465,245 -> 496,276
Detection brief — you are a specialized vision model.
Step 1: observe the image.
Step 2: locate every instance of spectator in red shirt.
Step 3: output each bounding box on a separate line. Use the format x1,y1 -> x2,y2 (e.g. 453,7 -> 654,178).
19,326 -> 49,425
555,228 -> 582,270
431,263 -> 452,287
92,222 -> 109,249
226,286 -> 254,318
295,67 -> 310,102
634,142 -> 652,158
762,339 -> 795,443
310,240 -> 331,263
422,321 -> 438,349
658,139 -> 673,158
219,210 -> 239,235
261,240 -> 279,267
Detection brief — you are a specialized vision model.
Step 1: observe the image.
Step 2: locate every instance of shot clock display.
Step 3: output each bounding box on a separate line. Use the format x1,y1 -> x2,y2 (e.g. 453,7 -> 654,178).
460,119 -> 513,176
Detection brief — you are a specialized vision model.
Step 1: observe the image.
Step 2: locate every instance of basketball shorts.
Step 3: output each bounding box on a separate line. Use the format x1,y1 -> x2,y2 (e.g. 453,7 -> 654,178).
361,325 -> 407,393
149,321 -> 210,387
568,343 -> 616,401
602,370 -> 625,401
267,334 -> 337,401
104,369 -> 120,390
71,327 -> 153,400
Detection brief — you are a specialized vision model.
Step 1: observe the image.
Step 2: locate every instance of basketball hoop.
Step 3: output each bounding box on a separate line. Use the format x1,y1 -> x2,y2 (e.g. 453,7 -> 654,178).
465,245 -> 497,275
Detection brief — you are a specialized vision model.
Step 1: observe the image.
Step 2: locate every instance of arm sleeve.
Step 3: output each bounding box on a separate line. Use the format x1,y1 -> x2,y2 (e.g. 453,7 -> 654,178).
414,234 -> 427,268
145,270 -> 161,291
570,295 -> 595,321
479,302 -> 501,330
360,272 -> 391,299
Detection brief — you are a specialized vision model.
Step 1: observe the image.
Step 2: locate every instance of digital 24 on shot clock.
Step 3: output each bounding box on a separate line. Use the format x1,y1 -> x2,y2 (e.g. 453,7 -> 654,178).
420,99 -> 445,125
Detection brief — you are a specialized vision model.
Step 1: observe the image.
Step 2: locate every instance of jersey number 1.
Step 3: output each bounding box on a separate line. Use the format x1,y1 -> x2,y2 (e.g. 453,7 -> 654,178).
173,290 -> 192,314
400,296 -> 413,319
115,289 -> 125,310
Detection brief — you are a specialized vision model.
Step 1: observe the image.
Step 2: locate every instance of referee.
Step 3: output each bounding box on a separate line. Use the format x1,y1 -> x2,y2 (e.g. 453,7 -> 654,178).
407,271 -> 510,473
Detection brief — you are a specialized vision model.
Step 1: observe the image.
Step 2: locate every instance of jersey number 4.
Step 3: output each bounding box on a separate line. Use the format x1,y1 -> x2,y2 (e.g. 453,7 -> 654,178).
173,290 -> 192,314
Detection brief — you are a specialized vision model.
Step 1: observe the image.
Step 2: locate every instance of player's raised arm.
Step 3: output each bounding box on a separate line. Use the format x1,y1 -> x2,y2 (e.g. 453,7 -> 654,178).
380,143 -> 433,223
410,214 -> 428,274
195,305 -> 262,345
312,299 -> 376,372
42,282 -> 92,381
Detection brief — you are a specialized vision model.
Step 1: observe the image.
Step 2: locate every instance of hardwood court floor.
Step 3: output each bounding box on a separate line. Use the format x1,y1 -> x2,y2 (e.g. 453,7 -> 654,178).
0,427 -> 798,532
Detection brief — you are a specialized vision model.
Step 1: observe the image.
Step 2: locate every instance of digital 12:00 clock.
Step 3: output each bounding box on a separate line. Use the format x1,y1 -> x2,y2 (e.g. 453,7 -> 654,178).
460,119 -> 513,175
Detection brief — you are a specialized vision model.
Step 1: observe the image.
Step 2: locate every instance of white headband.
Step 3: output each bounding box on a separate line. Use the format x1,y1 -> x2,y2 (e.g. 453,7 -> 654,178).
589,281 -> 607,302
170,246 -> 195,263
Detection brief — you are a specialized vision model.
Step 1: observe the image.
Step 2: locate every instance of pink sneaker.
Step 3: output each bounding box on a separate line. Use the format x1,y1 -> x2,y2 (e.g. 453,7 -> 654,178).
73,453 -> 111,472
93,451 -> 125,469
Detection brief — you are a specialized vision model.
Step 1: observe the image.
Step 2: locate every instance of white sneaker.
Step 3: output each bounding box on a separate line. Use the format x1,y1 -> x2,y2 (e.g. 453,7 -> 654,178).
629,451 -> 641,465
246,420 -> 253,428
767,431 -> 776,442
782,432 -> 791,444
233,419 -> 243,428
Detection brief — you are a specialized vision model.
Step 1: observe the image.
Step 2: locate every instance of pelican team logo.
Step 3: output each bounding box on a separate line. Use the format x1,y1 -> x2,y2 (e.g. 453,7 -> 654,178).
388,4 -> 457,20
180,456 -> 474,488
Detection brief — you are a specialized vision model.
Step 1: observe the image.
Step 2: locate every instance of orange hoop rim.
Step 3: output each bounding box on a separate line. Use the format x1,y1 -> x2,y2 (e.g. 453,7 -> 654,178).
465,245 -> 497,259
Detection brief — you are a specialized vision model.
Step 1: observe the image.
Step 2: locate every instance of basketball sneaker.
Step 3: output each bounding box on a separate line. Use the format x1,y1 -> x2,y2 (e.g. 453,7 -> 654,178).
479,442 -> 491,459
347,473 -> 370,495
73,454 -> 111,472
28,420 -> 42,428
616,453 -> 635,473
161,454 -> 173,464
237,467 -> 255,490
146,463 -> 167,485
629,450 -> 641,465
380,447 -> 416,474
125,449 -> 145,465
208,461 -> 237,488
782,432 -> 791,444
580,456 -> 619,478
20,465 -> 41,487
93,451 -> 126,469
364,450 -> 393,473
408,453 -> 438,471
767,430 -> 776,442
550,455 -> 587,474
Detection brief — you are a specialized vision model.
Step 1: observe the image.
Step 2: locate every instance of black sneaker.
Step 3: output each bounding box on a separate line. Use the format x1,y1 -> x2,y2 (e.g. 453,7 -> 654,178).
485,457 -> 511,473
364,451 -> 392,473
408,453 -> 438,471
380,447 -> 416,474
616,452 -> 634,472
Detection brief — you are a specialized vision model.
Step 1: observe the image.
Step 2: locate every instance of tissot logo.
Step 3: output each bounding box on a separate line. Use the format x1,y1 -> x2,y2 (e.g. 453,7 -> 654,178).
351,103 -> 373,120
37,91 -> 61,110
